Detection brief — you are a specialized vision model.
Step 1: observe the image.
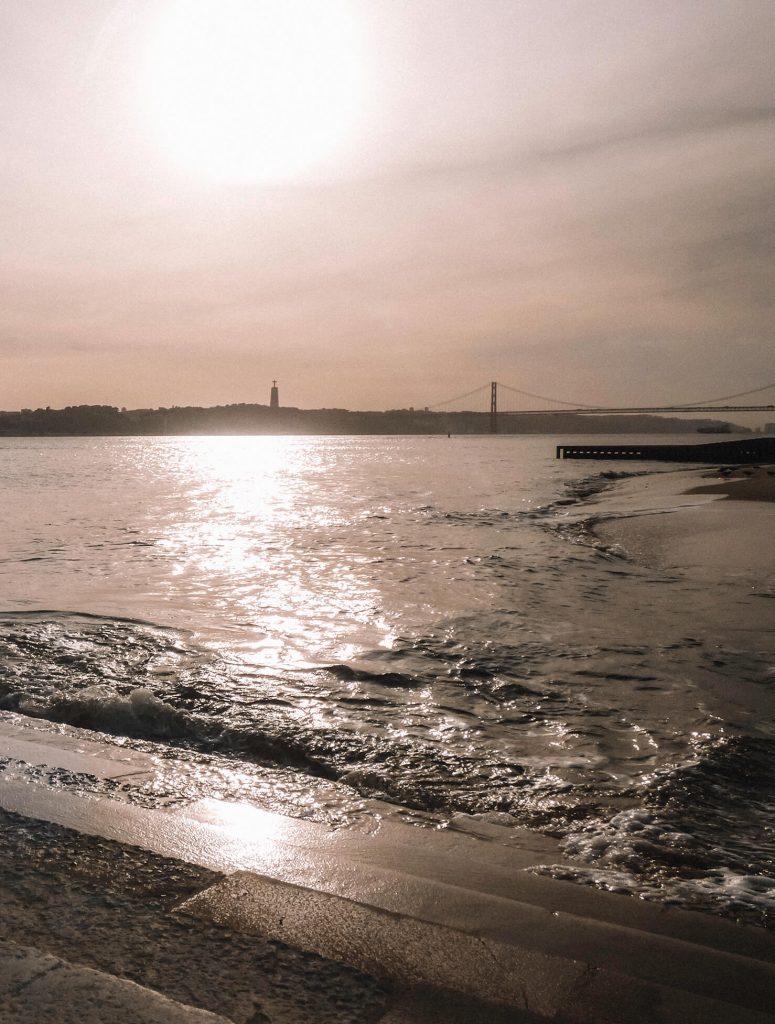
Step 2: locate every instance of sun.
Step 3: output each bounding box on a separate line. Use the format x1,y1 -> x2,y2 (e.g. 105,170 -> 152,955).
140,0 -> 366,184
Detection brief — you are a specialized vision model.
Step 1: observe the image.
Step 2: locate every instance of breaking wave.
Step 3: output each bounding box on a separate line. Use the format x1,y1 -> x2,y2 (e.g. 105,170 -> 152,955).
536,734 -> 775,928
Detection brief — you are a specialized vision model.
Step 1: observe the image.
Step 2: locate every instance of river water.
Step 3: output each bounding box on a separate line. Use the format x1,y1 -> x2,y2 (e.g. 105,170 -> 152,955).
1,435 -> 773,926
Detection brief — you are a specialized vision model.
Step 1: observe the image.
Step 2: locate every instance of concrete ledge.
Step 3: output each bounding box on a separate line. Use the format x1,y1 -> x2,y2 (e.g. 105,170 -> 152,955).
378,985 -> 541,1024
0,940 -> 230,1024
3,712 -> 775,1023
1,715 -> 773,965
180,872 -> 775,1023
180,872 -> 586,1018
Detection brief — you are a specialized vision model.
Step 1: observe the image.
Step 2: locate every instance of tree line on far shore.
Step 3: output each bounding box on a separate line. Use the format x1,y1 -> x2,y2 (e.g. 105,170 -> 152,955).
0,403 -> 745,437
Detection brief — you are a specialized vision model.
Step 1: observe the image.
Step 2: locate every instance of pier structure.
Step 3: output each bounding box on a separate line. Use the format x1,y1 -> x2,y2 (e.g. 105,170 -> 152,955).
555,437 -> 775,463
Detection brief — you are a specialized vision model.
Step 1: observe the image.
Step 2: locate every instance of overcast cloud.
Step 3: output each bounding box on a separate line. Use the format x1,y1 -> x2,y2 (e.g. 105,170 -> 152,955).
0,0 -> 773,410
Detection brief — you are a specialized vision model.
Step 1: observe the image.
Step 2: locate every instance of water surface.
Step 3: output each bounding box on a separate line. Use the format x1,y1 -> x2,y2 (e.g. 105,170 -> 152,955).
1,435 -> 773,925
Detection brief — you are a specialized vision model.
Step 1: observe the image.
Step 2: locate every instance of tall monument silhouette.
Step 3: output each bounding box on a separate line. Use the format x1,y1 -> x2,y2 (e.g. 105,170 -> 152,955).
270,380 -> 279,410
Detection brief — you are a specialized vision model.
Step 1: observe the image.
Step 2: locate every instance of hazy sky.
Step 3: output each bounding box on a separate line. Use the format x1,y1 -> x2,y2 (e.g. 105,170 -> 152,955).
1,0 -> 773,411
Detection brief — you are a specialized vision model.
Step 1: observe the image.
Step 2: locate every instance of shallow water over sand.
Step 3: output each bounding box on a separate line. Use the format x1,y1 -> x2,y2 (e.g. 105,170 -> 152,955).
1,435 -> 773,925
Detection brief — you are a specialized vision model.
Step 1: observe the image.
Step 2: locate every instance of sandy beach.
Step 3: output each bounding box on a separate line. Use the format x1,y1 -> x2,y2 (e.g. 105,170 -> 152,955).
686,465 -> 775,502
589,465 -> 775,574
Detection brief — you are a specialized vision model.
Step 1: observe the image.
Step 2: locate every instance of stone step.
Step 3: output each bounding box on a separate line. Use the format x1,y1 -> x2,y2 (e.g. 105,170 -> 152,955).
1,711 -> 774,1023
0,940 -> 231,1024
179,870 -> 775,1023
0,713 -> 771,962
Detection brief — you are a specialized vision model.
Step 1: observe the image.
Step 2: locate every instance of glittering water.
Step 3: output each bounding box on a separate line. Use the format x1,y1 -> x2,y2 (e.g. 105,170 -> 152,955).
1,435 -> 773,925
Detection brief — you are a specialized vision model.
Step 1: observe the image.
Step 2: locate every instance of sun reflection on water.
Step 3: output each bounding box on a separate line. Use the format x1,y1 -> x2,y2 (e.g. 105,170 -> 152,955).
154,436 -> 390,670
187,797 -> 295,868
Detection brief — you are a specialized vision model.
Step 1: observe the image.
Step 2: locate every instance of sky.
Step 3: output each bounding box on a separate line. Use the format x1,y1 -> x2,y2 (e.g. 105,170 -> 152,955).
1,0 -> 773,412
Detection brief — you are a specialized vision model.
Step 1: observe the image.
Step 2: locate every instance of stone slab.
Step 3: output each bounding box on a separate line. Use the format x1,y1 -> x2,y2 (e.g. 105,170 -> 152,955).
0,940 -> 230,1024
2,711 -> 775,1023
179,871 -> 586,1018
0,713 -> 156,781
377,986 -> 540,1024
2,765 -> 773,974
180,871 -> 775,1022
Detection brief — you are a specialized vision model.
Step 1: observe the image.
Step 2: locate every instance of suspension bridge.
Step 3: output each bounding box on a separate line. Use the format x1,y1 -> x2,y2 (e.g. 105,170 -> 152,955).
426,379 -> 775,433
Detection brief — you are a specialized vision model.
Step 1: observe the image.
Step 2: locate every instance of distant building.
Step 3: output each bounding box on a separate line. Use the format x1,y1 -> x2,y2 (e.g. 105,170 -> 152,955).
270,380 -> 279,410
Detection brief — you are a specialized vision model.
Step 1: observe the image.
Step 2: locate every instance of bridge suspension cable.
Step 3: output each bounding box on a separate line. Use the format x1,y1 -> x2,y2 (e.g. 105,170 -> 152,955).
428,383 -> 491,410
430,377 -> 775,413
672,379 -> 775,408
496,381 -> 599,409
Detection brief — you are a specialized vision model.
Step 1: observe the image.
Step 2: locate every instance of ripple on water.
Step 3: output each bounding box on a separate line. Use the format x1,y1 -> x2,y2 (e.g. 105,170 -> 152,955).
1,440 -> 774,930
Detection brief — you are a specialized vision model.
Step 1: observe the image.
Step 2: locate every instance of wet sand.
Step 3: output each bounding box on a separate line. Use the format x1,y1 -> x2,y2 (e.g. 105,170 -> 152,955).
685,465 -> 775,502
590,465 -> 775,574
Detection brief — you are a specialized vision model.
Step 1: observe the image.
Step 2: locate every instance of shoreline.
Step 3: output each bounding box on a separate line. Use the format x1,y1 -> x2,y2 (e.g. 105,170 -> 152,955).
685,464 -> 775,502
2,457 -> 775,1021
585,464 -> 775,573
1,712 -> 774,1023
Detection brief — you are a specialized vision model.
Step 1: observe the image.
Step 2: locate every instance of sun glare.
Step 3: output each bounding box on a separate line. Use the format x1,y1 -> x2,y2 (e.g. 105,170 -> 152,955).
141,0 -> 366,184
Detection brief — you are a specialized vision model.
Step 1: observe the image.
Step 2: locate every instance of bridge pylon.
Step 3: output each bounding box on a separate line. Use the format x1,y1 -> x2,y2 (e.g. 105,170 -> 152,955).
490,381 -> 497,434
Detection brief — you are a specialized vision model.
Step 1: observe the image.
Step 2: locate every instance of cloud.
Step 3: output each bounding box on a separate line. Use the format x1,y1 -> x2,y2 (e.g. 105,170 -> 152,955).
1,0 -> 773,408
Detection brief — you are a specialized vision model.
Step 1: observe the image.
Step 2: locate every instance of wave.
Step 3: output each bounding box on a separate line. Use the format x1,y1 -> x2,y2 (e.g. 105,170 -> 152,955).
3,610 -> 774,928
413,471 -> 651,531
6,681 -> 537,816
537,734 -> 775,928
0,613 -> 537,816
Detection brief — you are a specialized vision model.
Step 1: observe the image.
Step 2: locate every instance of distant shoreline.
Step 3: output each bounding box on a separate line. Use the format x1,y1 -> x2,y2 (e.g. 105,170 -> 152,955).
0,402 -> 753,438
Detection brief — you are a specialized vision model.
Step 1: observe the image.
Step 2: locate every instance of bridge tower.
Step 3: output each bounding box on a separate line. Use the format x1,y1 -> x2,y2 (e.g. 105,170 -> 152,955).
270,380 -> 279,410
490,381 -> 497,434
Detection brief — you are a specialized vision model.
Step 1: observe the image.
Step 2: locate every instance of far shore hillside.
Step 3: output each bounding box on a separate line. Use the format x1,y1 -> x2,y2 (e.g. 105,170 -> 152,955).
0,403 -> 758,437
